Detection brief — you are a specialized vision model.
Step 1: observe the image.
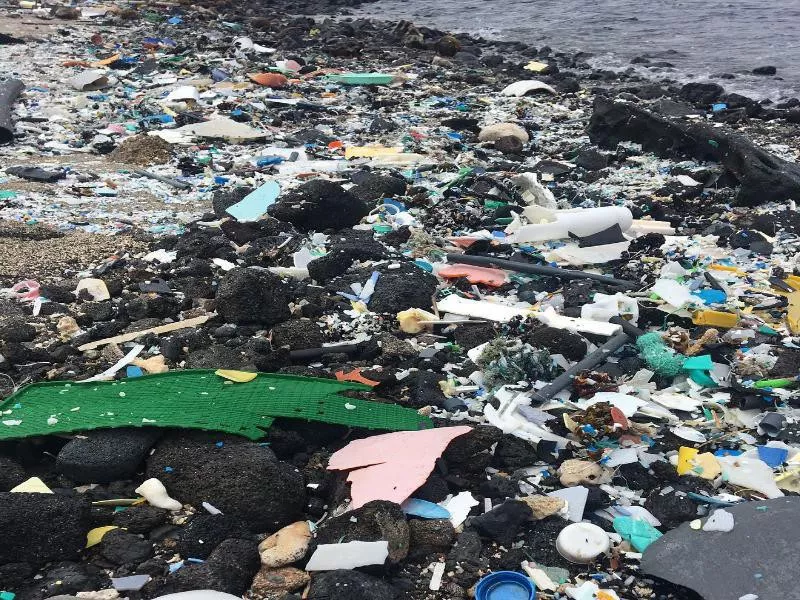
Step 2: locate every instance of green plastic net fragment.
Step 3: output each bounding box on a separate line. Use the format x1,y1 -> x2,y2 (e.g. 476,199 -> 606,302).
0,370 -> 432,441
636,332 -> 686,377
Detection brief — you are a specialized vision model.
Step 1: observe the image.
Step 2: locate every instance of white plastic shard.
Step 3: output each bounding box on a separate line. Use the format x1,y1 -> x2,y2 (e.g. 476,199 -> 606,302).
153,592 -> 243,600
547,486 -> 589,522
576,392 -> 647,417
437,294 -> 534,323
501,80 -> 558,97
536,306 -> 622,336
716,455 -> 784,499
547,242 -> 631,266
505,206 -> 633,243
305,540 -> 389,570
651,279 -> 693,308
429,562 -> 446,591
161,118 -> 267,143
135,478 -> 182,510
512,172 -> 557,208
436,295 -> 621,336
77,344 -> 145,383
485,388 -> 574,449
439,491 -> 479,528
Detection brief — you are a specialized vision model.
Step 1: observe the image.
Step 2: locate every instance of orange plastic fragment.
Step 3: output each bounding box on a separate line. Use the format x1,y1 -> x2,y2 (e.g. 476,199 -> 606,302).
248,72 -> 289,88
335,368 -> 380,387
438,263 -> 507,287
327,140 -> 343,150
93,53 -> 121,66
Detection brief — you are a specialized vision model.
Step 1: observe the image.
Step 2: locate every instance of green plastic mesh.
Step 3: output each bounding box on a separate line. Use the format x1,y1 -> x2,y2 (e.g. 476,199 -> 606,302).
636,332 -> 686,377
0,370 -> 432,441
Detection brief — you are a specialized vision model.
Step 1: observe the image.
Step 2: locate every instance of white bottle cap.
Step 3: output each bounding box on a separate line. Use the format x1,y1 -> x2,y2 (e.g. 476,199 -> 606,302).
556,522 -> 611,563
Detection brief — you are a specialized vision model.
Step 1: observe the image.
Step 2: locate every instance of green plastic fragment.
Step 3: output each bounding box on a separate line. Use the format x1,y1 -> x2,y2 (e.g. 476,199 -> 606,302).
1,592 -> 16,600
753,377 -> 796,389
326,73 -> 395,85
483,200 -> 506,211
0,191 -> 17,199
0,370 -> 432,441
613,516 -> 663,552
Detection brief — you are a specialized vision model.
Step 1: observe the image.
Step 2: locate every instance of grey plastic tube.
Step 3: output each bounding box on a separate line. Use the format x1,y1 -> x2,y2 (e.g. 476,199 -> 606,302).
445,253 -> 637,290
530,331 -> 631,403
0,79 -> 24,144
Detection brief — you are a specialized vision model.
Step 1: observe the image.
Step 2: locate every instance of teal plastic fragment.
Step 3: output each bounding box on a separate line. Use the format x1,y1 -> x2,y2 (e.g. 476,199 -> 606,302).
326,73 -> 395,85
226,180 -> 280,222
613,516 -> 663,552
688,369 -> 718,388
683,354 -> 713,371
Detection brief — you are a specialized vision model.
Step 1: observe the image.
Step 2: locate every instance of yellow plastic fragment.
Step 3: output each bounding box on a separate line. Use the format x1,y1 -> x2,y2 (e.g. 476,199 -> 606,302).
86,526 -> 118,548
10,477 -> 53,494
708,264 -> 745,275
677,447 -> 720,479
214,369 -> 258,383
396,308 -> 439,333
344,146 -> 404,159
787,292 -> 800,334
677,447 -> 699,475
693,310 -> 739,328
693,453 -> 722,480
524,61 -> 550,72
784,275 -> 800,291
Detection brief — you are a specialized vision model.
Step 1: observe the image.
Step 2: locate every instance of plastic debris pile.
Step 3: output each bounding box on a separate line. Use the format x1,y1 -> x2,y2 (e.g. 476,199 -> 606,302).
1,1 -> 800,600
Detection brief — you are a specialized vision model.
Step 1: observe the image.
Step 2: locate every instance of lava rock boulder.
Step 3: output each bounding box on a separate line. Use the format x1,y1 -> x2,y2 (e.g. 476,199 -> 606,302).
56,428 -> 162,483
146,433 -> 306,532
268,179 -> 370,231
0,493 -> 91,565
215,268 -> 292,326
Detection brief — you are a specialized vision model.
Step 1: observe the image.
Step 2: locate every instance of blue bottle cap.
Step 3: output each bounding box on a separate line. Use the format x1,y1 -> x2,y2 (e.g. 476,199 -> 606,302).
475,571 -> 536,600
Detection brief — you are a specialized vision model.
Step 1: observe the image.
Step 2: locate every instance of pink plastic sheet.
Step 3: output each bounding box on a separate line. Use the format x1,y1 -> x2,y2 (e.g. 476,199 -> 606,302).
328,426 -> 472,508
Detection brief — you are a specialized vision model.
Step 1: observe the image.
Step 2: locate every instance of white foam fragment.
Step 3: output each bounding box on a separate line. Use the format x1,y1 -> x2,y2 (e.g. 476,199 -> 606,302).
702,509 -> 735,532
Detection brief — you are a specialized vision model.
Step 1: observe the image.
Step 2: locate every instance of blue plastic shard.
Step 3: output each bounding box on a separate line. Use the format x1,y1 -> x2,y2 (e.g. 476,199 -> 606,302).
757,445 -> 788,468
126,366 -> 144,378
401,498 -> 451,519
226,181 -> 280,222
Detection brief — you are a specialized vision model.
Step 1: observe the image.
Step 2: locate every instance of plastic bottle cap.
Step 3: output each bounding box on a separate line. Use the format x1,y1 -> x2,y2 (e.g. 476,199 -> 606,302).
474,571 -> 536,600
555,522 -> 611,563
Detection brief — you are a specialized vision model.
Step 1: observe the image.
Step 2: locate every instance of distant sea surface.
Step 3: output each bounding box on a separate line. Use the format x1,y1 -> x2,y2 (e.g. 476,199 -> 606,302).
354,0 -> 800,101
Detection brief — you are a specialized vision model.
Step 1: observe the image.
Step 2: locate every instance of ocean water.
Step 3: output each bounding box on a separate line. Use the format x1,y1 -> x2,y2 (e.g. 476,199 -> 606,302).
354,0 -> 800,101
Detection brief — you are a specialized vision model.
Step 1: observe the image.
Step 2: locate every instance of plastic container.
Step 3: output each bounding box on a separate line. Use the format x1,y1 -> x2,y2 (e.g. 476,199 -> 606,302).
474,571 -> 536,600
